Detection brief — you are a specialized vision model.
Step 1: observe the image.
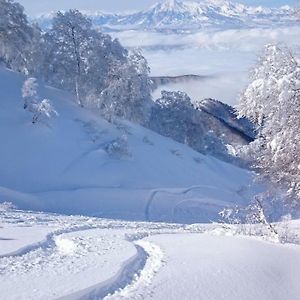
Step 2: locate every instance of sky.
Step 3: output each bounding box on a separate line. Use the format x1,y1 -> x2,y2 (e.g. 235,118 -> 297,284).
18,0 -> 299,15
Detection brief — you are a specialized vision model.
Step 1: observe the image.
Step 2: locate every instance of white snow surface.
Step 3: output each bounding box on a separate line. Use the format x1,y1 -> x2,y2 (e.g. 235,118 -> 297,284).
1,209 -> 300,300
0,67 -> 258,223
142,234 -> 300,300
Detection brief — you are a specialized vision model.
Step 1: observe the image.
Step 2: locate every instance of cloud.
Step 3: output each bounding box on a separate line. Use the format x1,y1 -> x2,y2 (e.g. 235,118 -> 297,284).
112,26 -> 300,105
113,26 -> 300,51
152,72 -> 250,106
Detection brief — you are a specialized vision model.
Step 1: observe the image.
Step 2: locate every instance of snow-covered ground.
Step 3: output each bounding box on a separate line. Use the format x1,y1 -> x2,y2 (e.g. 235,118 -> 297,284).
0,67 -> 259,224
142,234 -> 300,300
2,50 -> 299,299
1,209 -> 300,300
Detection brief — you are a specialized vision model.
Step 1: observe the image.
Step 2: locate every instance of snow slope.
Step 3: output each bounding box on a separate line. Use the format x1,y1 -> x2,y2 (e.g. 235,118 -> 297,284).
0,67 -> 257,223
1,209 -> 300,300
140,233 -> 300,300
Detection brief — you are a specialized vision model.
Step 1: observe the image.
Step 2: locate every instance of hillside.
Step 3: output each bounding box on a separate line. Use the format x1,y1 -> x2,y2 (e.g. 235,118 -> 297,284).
197,98 -> 256,141
1,1 -> 300,300
0,67 -> 257,223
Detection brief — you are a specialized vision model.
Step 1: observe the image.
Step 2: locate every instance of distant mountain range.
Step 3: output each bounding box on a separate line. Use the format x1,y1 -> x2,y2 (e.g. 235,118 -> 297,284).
36,0 -> 297,33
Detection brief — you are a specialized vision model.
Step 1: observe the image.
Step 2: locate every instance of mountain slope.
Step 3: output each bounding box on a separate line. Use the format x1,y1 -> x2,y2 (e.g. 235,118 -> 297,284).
196,98 -> 256,142
36,0 -> 296,33
0,67 -> 259,223
107,0 -> 294,32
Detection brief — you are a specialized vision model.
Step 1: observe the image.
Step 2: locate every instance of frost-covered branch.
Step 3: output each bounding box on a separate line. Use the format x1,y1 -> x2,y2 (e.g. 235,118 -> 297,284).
236,44 -> 300,204
22,78 -> 58,124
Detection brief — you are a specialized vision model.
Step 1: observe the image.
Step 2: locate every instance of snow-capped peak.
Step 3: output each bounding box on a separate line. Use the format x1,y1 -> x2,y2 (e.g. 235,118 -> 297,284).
117,0 -> 295,31
35,0 -> 296,32
149,0 -> 191,14
160,0 -> 181,10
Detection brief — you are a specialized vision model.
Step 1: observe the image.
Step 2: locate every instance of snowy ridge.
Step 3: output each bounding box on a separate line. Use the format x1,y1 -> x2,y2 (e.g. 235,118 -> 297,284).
197,98 -> 256,141
35,0 -> 297,32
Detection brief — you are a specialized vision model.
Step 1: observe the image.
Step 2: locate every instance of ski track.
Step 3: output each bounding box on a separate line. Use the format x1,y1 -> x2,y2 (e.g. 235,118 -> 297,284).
58,238 -> 164,300
104,240 -> 164,300
145,185 -> 234,222
0,211 -> 179,300
0,225 -> 97,259
3,210 -> 300,300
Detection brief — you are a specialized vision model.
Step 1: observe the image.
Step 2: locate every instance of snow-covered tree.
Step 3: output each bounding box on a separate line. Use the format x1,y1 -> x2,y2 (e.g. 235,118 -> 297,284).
105,135 -> 131,158
25,23 -> 46,77
0,0 -> 36,73
150,90 -> 198,142
82,32 -> 127,103
21,77 -> 38,109
43,10 -> 94,106
150,91 -> 231,160
98,49 -> 152,125
31,99 -> 58,124
237,44 -> 300,204
237,44 -> 299,130
43,10 -> 129,109
1,5 -> 153,125
150,91 -> 255,163
22,78 -> 58,124
294,5 -> 300,20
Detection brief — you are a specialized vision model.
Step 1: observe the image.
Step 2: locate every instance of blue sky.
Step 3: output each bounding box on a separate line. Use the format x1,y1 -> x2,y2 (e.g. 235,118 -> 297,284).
18,0 -> 299,15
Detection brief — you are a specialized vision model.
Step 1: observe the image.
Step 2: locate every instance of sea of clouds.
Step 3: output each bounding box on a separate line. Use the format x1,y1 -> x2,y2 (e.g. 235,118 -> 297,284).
111,26 -> 300,105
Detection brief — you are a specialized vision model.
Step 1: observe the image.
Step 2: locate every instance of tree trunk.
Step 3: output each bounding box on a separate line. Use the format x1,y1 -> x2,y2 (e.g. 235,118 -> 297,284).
71,26 -> 83,107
